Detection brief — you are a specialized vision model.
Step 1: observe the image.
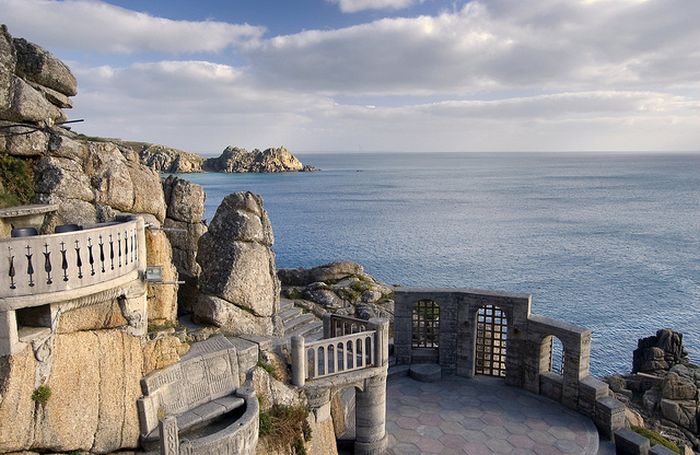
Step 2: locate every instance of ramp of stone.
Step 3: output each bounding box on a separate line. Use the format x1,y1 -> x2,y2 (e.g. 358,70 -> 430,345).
385,375 -> 599,455
137,335 -> 259,454
279,297 -> 324,343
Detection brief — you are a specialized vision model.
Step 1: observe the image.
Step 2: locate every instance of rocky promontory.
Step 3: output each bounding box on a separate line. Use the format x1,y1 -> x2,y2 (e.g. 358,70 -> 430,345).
129,142 -> 204,173
203,145 -> 318,173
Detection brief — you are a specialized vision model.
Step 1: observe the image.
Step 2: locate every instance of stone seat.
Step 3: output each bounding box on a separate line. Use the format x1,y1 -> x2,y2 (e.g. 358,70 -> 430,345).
142,394 -> 245,445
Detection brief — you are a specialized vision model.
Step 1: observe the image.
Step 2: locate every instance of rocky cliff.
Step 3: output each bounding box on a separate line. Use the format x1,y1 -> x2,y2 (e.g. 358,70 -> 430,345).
0,25 -> 190,453
127,142 -> 204,173
203,145 -> 318,173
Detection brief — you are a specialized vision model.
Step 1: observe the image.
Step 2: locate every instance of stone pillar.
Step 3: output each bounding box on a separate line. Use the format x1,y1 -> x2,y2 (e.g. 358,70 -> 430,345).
393,292 -> 413,366
291,335 -> 306,387
368,318 -> 389,367
355,372 -> 388,455
159,415 -> 179,455
0,309 -> 21,356
323,313 -> 332,339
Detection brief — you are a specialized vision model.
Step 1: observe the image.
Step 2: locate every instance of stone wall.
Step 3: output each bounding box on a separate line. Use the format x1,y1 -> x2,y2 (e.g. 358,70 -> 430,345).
394,288 -> 626,440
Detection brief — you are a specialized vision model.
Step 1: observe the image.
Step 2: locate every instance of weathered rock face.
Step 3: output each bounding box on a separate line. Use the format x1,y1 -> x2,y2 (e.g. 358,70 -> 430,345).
203,146 -> 304,173
195,192 -> 280,335
0,330 -> 144,453
135,143 -> 204,173
0,26 -> 73,124
279,261 -> 395,321
162,175 -> 208,313
633,328 -> 689,374
145,229 -> 178,325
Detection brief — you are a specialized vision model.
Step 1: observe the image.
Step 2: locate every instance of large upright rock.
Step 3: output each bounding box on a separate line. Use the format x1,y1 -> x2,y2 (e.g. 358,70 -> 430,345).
633,329 -> 689,374
13,37 -> 77,96
195,192 -> 280,335
0,25 -> 16,117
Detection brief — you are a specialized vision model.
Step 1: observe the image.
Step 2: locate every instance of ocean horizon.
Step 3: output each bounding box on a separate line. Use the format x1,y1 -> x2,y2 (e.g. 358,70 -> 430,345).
179,151 -> 700,377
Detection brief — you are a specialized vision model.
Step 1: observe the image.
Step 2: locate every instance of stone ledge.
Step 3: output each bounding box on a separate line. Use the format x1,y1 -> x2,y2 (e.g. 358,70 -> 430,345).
409,363 -> 441,382
614,428 -> 651,455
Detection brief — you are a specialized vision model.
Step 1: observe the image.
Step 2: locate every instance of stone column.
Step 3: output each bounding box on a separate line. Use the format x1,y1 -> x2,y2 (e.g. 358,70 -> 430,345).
355,372 -> 388,455
368,318 -> 389,367
159,415 -> 179,455
323,313 -> 332,339
291,335 -> 306,387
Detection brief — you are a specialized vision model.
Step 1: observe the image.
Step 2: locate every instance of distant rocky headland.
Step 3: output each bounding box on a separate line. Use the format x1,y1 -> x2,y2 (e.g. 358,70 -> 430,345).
123,141 -> 320,174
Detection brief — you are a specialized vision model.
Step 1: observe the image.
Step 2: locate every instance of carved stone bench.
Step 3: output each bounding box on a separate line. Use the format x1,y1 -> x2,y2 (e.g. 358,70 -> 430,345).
137,335 -> 259,454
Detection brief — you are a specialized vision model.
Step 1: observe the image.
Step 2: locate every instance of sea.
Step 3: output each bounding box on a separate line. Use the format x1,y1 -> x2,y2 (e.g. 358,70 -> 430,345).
178,152 -> 700,377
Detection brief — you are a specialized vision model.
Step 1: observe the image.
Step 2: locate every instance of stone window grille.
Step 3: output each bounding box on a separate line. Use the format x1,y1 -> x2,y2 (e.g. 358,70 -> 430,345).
411,300 -> 440,348
475,304 -> 507,377
548,336 -> 566,375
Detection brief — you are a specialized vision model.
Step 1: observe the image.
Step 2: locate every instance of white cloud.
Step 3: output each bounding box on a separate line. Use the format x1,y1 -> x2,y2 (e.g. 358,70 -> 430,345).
328,0 -> 420,13
0,0 -> 264,53
248,0 -> 700,95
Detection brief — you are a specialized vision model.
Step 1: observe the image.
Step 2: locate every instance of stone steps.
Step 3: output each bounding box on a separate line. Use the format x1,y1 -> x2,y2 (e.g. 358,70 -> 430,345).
279,305 -> 302,323
284,312 -> 317,332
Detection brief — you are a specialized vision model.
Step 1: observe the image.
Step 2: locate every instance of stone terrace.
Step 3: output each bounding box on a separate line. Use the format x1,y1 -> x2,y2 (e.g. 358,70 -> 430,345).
385,375 -> 599,455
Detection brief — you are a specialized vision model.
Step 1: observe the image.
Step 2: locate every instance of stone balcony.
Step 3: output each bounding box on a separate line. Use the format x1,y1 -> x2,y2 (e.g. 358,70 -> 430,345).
0,216 -> 147,356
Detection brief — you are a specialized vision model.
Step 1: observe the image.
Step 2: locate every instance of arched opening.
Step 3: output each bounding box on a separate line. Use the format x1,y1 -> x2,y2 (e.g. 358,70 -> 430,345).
541,335 -> 565,375
411,299 -> 440,349
475,304 -> 507,377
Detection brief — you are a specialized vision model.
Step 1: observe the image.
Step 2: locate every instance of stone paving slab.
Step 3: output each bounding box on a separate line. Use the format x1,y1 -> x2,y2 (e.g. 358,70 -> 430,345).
386,375 -> 599,455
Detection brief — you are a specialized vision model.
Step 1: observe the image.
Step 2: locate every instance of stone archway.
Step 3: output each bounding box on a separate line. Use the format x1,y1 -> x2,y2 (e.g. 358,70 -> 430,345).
475,304 -> 508,377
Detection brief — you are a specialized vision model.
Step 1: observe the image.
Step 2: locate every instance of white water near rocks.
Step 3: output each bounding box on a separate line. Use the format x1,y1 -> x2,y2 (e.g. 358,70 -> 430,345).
181,152 -> 700,376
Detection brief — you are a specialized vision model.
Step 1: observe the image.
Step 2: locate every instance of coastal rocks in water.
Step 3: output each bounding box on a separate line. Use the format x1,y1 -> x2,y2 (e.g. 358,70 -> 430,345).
607,329 -> 700,452
203,145 -> 306,173
135,142 -> 204,173
195,192 -> 280,335
633,328 -> 689,374
279,261 -> 394,321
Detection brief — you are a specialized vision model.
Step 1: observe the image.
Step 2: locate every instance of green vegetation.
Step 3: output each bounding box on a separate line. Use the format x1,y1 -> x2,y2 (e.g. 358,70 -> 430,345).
287,288 -> 303,300
0,154 -> 35,208
31,384 -> 51,406
351,281 -> 371,294
337,287 -> 360,302
631,426 -> 681,453
259,404 -> 312,454
257,359 -> 282,381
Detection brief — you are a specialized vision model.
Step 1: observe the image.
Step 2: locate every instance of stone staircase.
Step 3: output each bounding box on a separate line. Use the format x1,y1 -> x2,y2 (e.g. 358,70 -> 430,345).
279,298 -> 323,342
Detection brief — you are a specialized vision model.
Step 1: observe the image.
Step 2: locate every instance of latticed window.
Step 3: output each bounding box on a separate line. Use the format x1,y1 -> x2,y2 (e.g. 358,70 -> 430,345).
475,305 -> 507,377
412,300 -> 440,348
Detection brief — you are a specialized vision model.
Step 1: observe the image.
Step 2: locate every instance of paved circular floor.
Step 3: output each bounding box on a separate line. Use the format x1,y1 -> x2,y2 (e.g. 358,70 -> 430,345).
385,374 -> 599,455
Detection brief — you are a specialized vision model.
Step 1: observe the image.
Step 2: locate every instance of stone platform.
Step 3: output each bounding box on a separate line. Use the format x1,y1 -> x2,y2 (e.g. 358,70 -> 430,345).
385,374 -> 599,455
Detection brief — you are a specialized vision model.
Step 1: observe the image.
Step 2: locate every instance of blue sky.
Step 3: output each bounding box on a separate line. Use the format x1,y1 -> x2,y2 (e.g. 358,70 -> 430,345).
1,0 -> 699,153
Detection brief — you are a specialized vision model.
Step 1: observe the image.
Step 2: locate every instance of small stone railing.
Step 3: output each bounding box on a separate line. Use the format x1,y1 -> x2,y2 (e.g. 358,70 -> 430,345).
0,217 -> 146,308
291,315 -> 389,387
324,313 -> 369,338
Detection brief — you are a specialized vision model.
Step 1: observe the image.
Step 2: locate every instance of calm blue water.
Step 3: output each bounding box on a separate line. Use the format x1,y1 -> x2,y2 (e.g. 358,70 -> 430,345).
180,152 -> 700,376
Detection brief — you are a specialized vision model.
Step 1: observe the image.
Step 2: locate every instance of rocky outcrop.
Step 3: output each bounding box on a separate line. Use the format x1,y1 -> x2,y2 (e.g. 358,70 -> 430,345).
634,329 -> 689,374
607,329 -> 700,452
203,146 -> 307,173
194,192 -> 281,335
131,142 -> 203,173
279,261 -> 395,321
162,175 -> 208,312
0,25 -> 71,125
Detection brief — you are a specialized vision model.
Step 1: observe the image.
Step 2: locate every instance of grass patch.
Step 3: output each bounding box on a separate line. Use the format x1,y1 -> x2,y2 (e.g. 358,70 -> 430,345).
286,288 -> 303,300
259,404 -> 312,454
631,426 -> 681,454
337,287 -> 361,302
350,281 -> 371,293
0,154 -> 35,208
257,359 -> 282,381
31,384 -> 51,406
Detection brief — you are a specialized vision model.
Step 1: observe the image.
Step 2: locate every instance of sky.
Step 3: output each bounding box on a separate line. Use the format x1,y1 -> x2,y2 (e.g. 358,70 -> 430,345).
1,0 -> 699,154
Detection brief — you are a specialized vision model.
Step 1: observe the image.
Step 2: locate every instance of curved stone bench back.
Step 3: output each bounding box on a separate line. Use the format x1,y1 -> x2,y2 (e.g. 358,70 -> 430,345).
138,335 -> 240,437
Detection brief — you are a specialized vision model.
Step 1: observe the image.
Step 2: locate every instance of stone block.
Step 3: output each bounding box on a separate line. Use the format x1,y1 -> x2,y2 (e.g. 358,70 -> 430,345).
228,336 -> 259,383
649,444 -> 679,455
579,375 -> 610,417
614,428 -> 650,455
540,372 -> 563,402
595,395 -> 626,440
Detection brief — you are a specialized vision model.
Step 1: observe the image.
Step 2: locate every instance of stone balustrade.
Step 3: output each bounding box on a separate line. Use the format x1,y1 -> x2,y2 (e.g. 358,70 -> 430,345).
0,217 -> 146,308
292,315 -> 389,387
